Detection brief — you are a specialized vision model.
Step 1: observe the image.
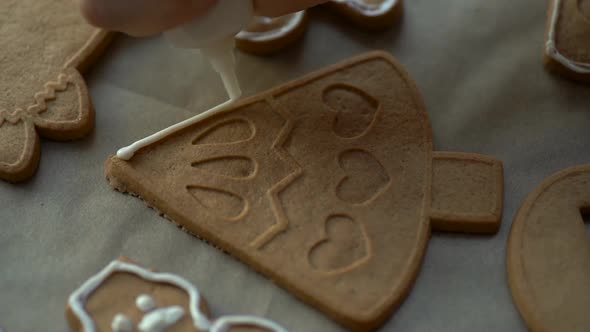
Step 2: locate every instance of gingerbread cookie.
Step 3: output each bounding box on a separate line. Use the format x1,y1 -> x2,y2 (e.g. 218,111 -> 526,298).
67,259 -> 286,332
235,11 -> 309,55
236,1 -> 402,55
105,51 -> 503,331
544,0 -> 590,82
507,166 -> 590,332
0,0 -> 112,182
324,0 -> 403,30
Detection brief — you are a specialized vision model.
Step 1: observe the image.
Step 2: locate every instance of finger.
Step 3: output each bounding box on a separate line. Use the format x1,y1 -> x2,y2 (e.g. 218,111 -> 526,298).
253,0 -> 328,17
79,0 -> 217,37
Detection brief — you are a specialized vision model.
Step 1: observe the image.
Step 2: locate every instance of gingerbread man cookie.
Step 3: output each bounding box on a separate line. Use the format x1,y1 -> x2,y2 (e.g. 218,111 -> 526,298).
105,51 -> 504,331
67,259 -> 286,332
544,0 -> 590,82
0,0 -> 112,182
507,166 -> 590,332
236,0 -> 402,55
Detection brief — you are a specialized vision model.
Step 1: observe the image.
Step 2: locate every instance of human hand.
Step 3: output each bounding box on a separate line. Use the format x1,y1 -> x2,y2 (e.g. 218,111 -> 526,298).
79,0 -> 327,37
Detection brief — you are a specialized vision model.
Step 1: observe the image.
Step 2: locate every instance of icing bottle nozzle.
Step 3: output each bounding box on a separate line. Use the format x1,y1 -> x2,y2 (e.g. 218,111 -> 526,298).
163,0 -> 254,101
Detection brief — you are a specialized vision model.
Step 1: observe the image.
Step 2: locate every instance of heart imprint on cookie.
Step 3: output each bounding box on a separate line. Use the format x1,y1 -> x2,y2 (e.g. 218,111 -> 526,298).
336,149 -> 390,204
323,84 -> 379,138
308,215 -> 370,273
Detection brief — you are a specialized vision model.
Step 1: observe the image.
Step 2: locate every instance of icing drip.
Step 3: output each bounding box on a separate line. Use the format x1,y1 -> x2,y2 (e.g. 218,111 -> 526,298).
136,294 -> 157,312
111,313 -> 133,332
546,0 -> 590,73
138,306 -> 185,332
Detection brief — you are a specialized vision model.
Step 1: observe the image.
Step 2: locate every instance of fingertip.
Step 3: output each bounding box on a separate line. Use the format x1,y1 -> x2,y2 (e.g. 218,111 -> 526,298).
79,0 -> 108,29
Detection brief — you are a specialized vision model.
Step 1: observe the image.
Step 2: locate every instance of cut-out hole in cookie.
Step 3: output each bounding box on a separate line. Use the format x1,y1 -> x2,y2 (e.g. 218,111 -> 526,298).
336,149 -> 390,204
308,215 -> 370,273
187,186 -> 247,221
191,156 -> 257,179
192,118 -> 255,145
322,84 -> 379,138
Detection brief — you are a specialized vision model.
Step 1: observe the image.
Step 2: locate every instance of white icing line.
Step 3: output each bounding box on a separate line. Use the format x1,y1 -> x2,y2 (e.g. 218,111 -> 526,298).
210,315 -> 288,332
546,0 -> 590,73
236,11 -> 305,42
116,38 -> 241,161
332,0 -> 397,16
116,98 -> 237,160
68,260 -> 212,332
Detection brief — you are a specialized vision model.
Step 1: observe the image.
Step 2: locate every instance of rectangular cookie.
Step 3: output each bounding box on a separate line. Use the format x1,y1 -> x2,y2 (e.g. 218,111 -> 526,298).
545,0 -> 590,82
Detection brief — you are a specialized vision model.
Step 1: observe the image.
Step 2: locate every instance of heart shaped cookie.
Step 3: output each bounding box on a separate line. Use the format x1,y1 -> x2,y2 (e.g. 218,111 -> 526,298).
0,0 -> 112,182
106,51 -> 504,331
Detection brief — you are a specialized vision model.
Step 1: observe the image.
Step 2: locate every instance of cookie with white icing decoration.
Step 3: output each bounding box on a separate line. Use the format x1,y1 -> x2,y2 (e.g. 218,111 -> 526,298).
236,11 -> 309,55
235,1 -> 402,55
105,51 -> 504,331
0,0 -> 113,183
324,0 -> 403,30
66,258 -> 287,332
544,0 -> 590,82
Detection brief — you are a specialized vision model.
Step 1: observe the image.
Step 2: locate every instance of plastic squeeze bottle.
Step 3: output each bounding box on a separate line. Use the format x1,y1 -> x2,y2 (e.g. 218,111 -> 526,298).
116,0 -> 254,160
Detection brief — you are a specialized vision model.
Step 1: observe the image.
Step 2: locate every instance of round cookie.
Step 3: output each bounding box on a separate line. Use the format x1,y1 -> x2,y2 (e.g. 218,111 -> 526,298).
235,11 -> 308,55
507,165 -> 590,332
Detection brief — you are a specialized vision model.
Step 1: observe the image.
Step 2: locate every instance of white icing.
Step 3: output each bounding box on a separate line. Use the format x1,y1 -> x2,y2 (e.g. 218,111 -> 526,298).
210,315 -> 288,332
68,260 -> 212,332
69,260 -> 288,332
546,0 -> 590,73
332,0 -> 398,16
136,294 -> 157,312
111,313 -> 133,332
116,97 -> 237,160
138,306 -> 185,332
236,11 -> 305,42
117,39 -> 242,161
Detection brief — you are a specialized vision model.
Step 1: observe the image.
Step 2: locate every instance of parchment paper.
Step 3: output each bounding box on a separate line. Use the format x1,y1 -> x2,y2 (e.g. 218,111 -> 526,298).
1,1 -> 589,331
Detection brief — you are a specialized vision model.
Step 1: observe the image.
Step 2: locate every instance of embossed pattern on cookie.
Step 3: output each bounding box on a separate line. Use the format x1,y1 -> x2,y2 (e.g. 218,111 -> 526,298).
105,52 -> 504,331
0,0 -> 112,182
545,0 -> 590,81
507,166 -> 590,332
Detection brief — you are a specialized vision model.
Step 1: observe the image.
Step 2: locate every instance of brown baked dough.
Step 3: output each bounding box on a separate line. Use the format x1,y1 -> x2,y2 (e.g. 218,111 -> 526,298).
544,0 -> 590,82
507,165 -> 590,332
105,51 -> 504,331
0,0 -> 113,182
